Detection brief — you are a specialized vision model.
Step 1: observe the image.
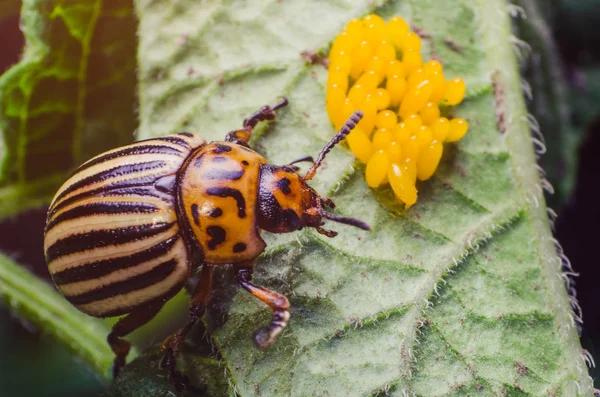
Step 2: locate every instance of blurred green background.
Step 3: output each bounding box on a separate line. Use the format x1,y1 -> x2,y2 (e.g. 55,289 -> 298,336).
2,0 -> 600,395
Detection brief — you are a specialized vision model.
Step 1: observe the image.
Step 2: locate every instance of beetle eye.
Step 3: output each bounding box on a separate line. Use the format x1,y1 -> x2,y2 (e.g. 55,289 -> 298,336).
282,209 -> 301,230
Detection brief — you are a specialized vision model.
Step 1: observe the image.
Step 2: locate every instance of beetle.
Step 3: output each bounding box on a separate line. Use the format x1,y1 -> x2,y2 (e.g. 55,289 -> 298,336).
43,98 -> 369,390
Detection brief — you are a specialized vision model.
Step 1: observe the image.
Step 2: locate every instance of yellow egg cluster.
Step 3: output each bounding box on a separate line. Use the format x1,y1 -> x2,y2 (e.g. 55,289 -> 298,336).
326,15 -> 469,209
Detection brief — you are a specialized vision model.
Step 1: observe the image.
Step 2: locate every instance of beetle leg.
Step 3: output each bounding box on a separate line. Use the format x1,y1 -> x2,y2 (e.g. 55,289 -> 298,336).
236,267 -> 290,348
160,265 -> 213,392
225,97 -> 288,145
108,303 -> 164,379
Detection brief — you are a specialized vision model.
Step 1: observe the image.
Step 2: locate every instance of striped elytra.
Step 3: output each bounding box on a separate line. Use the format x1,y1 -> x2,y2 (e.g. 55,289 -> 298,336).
43,99 -> 370,387
44,133 -> 205,317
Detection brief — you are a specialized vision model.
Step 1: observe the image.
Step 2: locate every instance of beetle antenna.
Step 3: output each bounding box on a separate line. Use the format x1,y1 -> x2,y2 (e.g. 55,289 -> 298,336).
304,111 -> 363,181
320,210 -> 371,231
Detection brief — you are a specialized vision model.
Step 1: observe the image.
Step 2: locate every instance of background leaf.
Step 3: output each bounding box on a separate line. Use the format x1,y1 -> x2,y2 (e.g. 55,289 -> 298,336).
106,0 -> 593,395
0,0 -> 138,217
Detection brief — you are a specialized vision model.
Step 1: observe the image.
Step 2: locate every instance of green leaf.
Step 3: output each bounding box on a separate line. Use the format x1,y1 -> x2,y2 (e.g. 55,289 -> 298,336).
0,252 -> 114,380
0,0 -> 138,217
118,0 -> 589,394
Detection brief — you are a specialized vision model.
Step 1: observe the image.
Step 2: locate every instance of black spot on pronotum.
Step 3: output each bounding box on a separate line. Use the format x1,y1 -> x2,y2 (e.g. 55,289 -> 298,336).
241,160 -> 249,166
233,242 -> 247,253
209,208 -> 223,218
276,178 -> 292,195
191,204 -> 200,226
211,156 -> 228,163
205,187 -> 246,218
203,168 -> 244,181
206,226 -> 226,250
193,153 -> 206,168
212,143 -> 232,154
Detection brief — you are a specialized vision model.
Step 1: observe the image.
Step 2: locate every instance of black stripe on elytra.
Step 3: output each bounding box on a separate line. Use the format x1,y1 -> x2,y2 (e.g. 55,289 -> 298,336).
50,175 -> 165,216
155,136 -> 192,149
46,201 -> 159,232
276,178 -> 292,195
191,204 -> 200,226
65,259 -> 178,306
97,280 -> 185,318
206,226 -> 226,250
209,208 -> 223,218
212,143 -> 232,154
46,222 -> 174,263
52,235 -> 179,285
54,160 -> 168,205
177,132 -> 194,137
205,187 -> 246,218
233,242 -> 247,253
203,168 -> 244,181
73,144 -> 183,176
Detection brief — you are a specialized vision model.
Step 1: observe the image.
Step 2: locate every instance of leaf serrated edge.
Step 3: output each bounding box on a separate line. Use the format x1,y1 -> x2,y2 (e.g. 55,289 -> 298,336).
475,0 -> 592,394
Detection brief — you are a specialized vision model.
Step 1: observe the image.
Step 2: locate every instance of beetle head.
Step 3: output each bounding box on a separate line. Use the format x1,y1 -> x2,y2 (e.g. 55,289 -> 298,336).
257,111 -> 370,237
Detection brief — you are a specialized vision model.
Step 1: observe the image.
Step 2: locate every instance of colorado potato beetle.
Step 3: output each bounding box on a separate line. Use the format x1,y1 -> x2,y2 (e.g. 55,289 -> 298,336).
43,99 -> 369,390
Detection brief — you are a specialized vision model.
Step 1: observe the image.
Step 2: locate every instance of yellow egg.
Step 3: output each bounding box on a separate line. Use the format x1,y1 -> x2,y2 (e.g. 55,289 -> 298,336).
423,60 -> 443,74
334,97 -> 356,130
403,32 -> 422,51
366,150 -> 390,188
399,80 -> 432,119
329,54 -> 352,75
329,49 -> 351,67
386,75 -> 407,107
407,68 -> 428,88
348,83 -> 368,105
356,96 -> 378,136
402,48 -> 423,74
403,114 -> 422,132
417,140 -> 443,181
386,60 -> 406,79
428,70 -> 446,103
331,31 -> 354,54
345,18 -> 364,41
372,88 -> 391,110
403,158 -> 417,184
376,40 -> 396,62
447,118 -> 469,142
327,72 -> 348,93
403,135 -> 422,161
416,125 -> 433,145
346,128 -> 373,163
350,40 -> 375,79
366,56 -> 387,76
430,117 -> 450,141
375,110 -> 398,130
444,77 -> 466,105
394,122 -> 411,143
387,16 -> 410,49
326,87 -> 345,125
420,102 -> 440,125
387,140 -> 403,162
389,162 -> 417,208
356,70 -> 383,90
372,128 -> 393,150
363,14 -> 387,42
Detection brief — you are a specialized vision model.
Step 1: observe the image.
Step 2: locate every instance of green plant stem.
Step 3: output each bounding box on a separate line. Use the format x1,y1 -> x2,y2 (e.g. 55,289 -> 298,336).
0,253 -> 115,380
